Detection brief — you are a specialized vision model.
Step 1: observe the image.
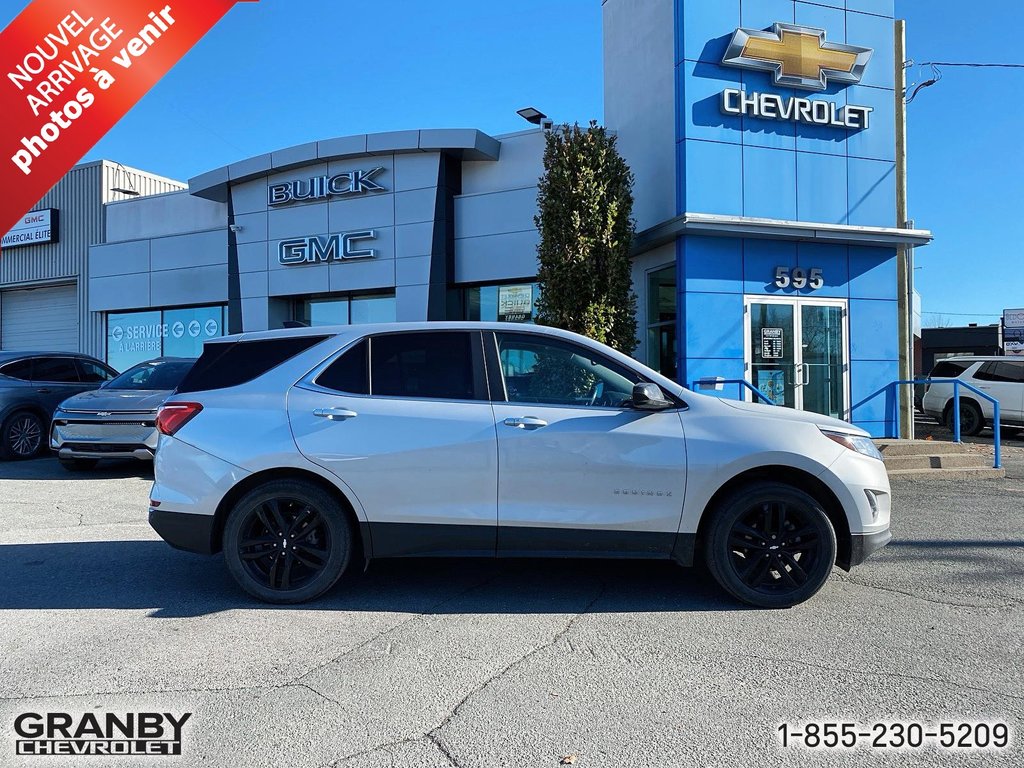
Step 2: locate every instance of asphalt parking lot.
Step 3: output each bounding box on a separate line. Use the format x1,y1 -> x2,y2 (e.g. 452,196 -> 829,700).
1,451 -> 1022,768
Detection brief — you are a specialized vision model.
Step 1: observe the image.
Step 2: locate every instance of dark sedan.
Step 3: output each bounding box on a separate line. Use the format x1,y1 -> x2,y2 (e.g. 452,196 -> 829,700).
50,357 -> 196,470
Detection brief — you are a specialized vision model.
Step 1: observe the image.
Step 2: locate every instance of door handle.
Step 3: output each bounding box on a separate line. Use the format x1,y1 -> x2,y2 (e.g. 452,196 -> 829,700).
313,407 -> 358,421
802,365 -> 810,386
503,416 -> 548,430
35,388 -> 52,393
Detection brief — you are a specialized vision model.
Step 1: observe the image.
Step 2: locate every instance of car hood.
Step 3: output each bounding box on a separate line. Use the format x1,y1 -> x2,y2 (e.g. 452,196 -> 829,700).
717,398 -> 868,435
58,389 -> 172,412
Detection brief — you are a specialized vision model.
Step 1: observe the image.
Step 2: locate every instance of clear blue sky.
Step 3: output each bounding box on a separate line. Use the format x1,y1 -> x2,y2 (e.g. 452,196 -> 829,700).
2,0 -> 1019,326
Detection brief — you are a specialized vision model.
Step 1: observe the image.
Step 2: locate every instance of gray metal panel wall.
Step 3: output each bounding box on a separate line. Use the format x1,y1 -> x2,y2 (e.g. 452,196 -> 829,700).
0,160 -> 186,359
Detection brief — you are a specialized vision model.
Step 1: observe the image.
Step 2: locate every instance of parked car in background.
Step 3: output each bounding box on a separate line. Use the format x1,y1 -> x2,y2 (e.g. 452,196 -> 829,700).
0,352 -> 117,460
149,323 -> 891,609
922,356 -> 1024,436
50,357 -> 196,471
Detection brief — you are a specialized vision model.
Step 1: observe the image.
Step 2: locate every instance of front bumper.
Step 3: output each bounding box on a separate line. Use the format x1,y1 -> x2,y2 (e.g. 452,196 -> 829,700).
848,527 -> 892,567
149,508 -> 216,555
50,416 -> 158,460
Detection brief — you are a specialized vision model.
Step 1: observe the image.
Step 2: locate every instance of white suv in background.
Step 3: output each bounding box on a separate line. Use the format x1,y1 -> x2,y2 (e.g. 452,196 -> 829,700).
149,323 -> 892,609
922,357 -> 1024,436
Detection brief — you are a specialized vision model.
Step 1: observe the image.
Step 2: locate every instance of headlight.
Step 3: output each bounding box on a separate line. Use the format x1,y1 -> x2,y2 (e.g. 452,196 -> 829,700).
819,428 -> 883,461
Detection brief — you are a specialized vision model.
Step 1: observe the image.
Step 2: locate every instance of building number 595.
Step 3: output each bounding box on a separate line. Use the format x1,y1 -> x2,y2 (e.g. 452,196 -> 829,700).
775,266 -> 824,290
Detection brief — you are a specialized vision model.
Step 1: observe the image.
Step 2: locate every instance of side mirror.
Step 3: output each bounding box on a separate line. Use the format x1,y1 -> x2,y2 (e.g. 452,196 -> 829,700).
631,382 -> 674,411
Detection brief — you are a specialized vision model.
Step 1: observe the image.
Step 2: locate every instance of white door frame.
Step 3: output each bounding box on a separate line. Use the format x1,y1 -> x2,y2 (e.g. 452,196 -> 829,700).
743,295 -> 850,418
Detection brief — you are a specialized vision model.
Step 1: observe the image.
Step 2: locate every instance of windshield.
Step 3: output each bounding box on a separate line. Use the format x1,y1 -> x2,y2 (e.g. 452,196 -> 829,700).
105,360 -> 195,391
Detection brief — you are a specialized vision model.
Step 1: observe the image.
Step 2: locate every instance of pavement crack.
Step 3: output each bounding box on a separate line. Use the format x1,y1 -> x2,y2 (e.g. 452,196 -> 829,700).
289,573 -> 502,689
54,502 -> 84,527
425,582 -> 609,762
724,651 -> 1024,702
834,573 -> 1023,609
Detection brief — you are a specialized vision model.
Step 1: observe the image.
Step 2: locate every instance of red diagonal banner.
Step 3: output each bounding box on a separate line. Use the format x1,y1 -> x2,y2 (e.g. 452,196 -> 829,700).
0,0 -> 257,251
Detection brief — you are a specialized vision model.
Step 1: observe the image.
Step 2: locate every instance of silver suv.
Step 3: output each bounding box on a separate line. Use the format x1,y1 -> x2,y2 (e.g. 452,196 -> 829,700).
922,357 -> 1024,436
0,352 -> 117,459
148,323 -> 892,609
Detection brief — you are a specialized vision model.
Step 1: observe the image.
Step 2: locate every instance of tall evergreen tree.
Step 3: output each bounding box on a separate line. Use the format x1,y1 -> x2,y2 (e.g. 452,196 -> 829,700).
534,121 -> 638,354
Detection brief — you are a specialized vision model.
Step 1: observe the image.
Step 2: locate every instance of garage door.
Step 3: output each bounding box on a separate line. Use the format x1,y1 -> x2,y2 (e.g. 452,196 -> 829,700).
1,284 -> 79,352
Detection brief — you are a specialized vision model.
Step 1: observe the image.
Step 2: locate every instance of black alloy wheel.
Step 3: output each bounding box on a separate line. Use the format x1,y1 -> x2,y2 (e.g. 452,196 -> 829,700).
2,411 -> 44,459
705,482 -> 837,608
946,400 -> 984,437
223,480 -> 353,603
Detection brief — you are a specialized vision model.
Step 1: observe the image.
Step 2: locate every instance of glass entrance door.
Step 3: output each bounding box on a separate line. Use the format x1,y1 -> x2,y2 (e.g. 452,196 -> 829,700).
745,297 -> 849,418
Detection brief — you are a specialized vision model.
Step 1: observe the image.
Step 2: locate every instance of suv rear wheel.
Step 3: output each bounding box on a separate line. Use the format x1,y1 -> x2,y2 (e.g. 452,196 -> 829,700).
704,482 -> 837,609
1,410 -> 44,460
223,479 -> 354,604
945,400 -> 984,437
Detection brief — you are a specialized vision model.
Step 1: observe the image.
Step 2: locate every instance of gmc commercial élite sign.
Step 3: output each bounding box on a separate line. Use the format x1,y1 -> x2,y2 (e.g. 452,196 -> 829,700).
2,208 -> 58,248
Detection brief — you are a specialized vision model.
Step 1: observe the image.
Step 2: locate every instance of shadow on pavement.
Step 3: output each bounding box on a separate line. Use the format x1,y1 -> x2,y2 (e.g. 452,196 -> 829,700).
0,540 -> 741,618
0,456 -> 153,481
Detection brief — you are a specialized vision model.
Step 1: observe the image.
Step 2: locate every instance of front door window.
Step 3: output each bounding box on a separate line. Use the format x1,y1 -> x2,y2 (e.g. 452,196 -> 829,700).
746,297 -> 848,419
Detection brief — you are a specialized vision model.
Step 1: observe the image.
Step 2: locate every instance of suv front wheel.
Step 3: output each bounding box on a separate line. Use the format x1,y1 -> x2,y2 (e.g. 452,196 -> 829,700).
704,482 -> 837,609
223,479 -> 354,604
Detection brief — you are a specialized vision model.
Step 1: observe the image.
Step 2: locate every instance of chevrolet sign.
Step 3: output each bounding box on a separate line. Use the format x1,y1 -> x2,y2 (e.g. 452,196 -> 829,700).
719,23 -> 874,130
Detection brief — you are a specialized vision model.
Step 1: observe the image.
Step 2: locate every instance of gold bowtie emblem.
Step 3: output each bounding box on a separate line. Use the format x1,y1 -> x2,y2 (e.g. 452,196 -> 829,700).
722,23 -> 873,92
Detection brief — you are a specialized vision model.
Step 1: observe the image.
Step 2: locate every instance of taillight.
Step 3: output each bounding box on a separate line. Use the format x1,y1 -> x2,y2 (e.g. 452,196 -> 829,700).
156,402 -> 203,436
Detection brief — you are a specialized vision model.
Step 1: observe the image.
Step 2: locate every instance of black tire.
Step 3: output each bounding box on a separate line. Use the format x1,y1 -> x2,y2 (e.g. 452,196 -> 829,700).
945,400 -> 984,437
223,479 -> 354,604
704,482 -> 838,609
1,410 -> 45,460
59,457 -> 100,472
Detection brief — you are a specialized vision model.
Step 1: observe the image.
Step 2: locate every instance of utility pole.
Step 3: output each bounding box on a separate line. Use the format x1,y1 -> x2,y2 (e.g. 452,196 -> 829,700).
894,19 -> 914,439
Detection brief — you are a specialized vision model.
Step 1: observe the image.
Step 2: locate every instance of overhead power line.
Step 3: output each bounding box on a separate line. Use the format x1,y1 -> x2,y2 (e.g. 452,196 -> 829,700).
917,61 -> 1024,68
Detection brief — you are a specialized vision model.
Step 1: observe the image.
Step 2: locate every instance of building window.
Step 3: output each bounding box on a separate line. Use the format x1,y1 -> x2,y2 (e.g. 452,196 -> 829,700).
297,293 -> 396,327
647,266 -> 677,381
463,282 -> 539,323
106,305 -> 226,371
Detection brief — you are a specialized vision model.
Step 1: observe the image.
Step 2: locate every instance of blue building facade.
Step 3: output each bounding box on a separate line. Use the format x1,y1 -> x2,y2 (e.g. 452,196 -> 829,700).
607,0 -> 930,437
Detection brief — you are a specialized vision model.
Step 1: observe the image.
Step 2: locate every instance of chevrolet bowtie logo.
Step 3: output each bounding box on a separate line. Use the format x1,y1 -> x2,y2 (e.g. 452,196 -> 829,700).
722,23 -> 873,91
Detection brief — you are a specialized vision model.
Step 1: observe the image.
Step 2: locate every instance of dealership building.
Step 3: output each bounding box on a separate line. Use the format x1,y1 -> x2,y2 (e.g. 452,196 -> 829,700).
1,0 -> 932,436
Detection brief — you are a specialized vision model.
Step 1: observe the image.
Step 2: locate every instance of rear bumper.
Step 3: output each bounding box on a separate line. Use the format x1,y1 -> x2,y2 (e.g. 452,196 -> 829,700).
149,508 -> 216,555
847,527 -> 892,568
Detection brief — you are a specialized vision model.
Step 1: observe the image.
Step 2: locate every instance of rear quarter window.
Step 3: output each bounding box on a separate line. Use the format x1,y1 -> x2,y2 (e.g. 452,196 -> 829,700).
176,335 -> 329,394
929,360 -> 972,379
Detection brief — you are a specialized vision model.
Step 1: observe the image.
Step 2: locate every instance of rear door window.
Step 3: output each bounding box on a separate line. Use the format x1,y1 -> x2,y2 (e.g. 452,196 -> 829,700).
369,332 -> 481,400
31,357 -> 81,383
177,335 -> 329,393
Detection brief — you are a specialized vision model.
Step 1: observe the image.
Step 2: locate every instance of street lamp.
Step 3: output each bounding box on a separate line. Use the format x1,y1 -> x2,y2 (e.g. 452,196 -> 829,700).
516,107 -> 547,125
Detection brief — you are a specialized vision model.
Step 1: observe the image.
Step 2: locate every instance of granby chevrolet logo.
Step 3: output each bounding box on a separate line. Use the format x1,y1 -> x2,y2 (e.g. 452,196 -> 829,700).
722,23 -> 872,91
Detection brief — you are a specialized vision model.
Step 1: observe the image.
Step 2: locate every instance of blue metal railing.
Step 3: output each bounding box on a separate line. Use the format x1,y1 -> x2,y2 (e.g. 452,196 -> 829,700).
849,378 -> 1001,470
692,377 -> 775,405
692,375 -> 1002,470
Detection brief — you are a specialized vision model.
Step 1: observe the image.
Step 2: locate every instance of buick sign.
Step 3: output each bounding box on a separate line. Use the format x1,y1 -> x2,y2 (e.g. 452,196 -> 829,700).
268,168 -> 386,206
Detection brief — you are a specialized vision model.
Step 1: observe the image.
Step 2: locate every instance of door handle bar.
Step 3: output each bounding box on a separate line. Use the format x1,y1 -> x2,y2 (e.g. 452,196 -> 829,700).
313,407 -> 358,421
503,416 -> 548,430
